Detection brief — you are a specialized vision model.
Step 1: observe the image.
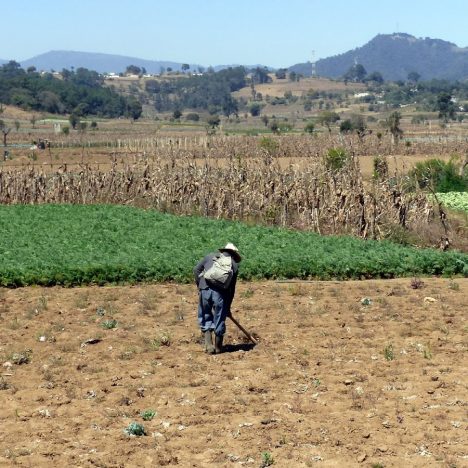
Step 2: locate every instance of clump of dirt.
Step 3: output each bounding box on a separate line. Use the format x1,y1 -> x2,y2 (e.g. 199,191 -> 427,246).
0,278 -> 466,466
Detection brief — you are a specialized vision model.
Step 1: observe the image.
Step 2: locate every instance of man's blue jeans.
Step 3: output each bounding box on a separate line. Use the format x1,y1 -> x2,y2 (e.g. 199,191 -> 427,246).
198,288 -> 228,336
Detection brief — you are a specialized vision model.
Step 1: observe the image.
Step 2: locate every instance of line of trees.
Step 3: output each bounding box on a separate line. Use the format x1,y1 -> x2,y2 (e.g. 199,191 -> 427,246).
145,66 -> 247,116
0,61 -> 142,119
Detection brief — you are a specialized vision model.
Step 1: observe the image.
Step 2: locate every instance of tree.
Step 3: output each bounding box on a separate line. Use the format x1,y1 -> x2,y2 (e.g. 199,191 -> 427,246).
385,111 -> 403,145
222,95 -> 238,117
125,65 -> 142,75
275,68 -> 287,79
366,71 -> 384,84
127,98 -> 143,121
344,63 -> 367,82
317,111 -> 340,132
181,63 -> 190,73
206,115 -> 220,133
69,113 -> 79,129
407,71 -> 421,83
436,92 -> 456,122
0,120 -> 11,146
304,121 -> 315,134
252,67 -> 271,84
249,102 -> 262,117
173,109 -> 182,120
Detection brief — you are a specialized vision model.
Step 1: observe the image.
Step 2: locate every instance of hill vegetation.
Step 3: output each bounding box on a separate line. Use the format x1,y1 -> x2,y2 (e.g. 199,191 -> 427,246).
0,61 -> 141,119
290,33 -> 468,81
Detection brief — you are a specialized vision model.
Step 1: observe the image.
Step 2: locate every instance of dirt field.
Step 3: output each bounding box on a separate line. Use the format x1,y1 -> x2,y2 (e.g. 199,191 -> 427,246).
0,278 -> 466,467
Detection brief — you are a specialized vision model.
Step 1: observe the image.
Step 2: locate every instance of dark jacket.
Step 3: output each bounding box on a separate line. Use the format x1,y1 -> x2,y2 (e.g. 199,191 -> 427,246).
194,252 -> 239,307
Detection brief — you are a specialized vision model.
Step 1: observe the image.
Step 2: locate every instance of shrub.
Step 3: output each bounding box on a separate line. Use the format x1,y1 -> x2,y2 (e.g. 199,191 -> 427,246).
185,113 -> 200,122
325,147 -> 349,172
373,155 -> 388,180
408,158 -> 467,192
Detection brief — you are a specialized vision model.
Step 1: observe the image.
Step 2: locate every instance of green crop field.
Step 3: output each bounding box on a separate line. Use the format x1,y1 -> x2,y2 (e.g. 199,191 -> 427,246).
0,204 -> 466,287
436,191 -> 468,212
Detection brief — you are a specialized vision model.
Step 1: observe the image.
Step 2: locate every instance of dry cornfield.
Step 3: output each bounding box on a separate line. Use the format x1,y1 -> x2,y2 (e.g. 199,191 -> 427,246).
1,135 -> 449,244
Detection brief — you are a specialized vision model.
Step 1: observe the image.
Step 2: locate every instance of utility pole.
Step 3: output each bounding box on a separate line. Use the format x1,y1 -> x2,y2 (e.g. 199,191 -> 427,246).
311,50 -> 316,78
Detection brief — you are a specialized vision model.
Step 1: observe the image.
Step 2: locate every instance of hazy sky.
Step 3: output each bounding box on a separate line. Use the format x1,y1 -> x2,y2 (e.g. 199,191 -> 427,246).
3,0 -> 468,67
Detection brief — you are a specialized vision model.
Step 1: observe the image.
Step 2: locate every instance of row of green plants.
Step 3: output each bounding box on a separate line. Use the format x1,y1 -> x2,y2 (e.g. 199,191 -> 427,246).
0,205 -> 466,287
435,191 -> 468,212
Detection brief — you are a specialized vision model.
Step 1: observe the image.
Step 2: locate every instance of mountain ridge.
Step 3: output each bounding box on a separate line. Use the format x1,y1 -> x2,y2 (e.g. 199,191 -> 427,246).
8,33 -> 468,81
290,33 -> 468,81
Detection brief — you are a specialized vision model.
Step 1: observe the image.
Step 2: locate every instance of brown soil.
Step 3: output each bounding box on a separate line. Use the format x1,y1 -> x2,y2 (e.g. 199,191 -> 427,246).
233,77 -> 366,99
0,278 -> 466,467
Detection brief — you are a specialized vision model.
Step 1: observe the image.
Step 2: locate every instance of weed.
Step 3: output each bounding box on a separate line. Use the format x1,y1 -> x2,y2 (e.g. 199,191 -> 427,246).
141,409 -> 156,421
410,278 -> 425,289
261,451 -> 275,467
38,294 -> 48,310
96,306 -> 106,316
288,284 -> 307,296
0,377 -> 10,390
119,347 -> 137,360
383,344 -> 395,361
101,319 -> 117,329
423,347 -> 433,360
8,316 -> 21,330
124,422 -> 146,436
372,464 -> 384,468
448,280 -> 459,291
152,332 -> 171,348
278,435 -> 287,446
138,294 -> 156,313
8,350 -> 32,365
241,287 -> 255,299
74,292 -> 89,309
312,378 -> 321,387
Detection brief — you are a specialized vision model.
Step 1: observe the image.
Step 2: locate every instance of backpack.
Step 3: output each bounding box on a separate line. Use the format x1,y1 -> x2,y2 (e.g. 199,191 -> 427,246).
202,254 -> 234,289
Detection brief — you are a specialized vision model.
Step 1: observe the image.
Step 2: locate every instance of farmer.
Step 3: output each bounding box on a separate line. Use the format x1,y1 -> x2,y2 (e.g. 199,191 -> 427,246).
194,243 -> 241,354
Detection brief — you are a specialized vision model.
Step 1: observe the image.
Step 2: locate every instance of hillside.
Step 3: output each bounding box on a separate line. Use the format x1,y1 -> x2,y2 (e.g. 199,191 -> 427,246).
290,33 -> 468,81
20,50 -> 200,74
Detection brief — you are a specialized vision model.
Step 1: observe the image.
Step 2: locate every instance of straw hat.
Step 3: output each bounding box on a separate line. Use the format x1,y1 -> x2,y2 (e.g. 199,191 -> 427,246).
219,242 -> 242,262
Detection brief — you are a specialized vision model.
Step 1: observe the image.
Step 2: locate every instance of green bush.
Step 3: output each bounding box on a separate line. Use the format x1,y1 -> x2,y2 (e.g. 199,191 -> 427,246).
325,147 -> 349,172
408,158 -> 467,192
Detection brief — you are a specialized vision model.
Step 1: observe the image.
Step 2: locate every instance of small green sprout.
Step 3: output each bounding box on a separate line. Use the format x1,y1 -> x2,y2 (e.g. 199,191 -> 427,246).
124,422 -> 146,436
141,409 -> 156,421
101,319 -> 117,329
383,344 -> 394,361
261,451 -> 274,467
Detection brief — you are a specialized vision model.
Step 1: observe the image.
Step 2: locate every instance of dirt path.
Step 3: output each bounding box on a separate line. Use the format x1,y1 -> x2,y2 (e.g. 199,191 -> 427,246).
0,278 -> 466,467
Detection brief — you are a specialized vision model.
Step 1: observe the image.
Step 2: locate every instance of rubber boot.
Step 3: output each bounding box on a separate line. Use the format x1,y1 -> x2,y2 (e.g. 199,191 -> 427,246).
204,330 -> 215,354
215,334 -> 224,354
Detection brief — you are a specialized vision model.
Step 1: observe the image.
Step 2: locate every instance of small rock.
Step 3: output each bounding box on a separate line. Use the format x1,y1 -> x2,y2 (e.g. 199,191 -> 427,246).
362,432 -> 370,439
357,453 -> 367,463
424,296 -> 437,303
378,445 -> 388,453
3,361 -> 13,368
344,379 -> 354,385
